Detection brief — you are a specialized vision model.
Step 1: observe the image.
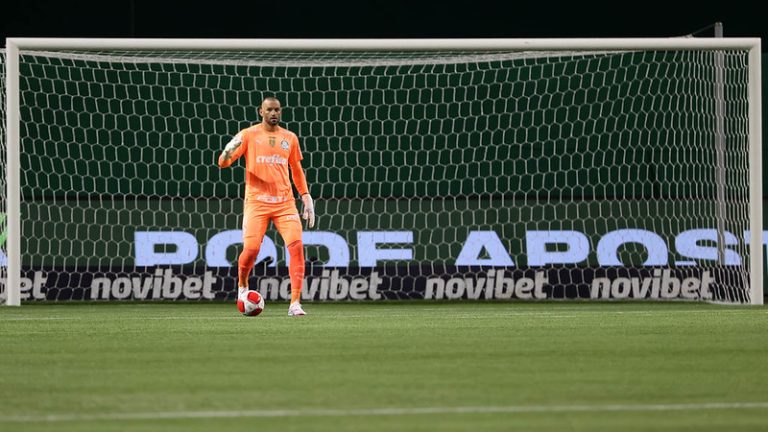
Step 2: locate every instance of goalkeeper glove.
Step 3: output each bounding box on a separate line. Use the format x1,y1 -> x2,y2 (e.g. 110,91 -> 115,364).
221,133 -> 243,161
301,194 -> 315,228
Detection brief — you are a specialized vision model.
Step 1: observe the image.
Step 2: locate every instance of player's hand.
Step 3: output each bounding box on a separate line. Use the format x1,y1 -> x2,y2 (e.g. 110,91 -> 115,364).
301,194 -> 315,228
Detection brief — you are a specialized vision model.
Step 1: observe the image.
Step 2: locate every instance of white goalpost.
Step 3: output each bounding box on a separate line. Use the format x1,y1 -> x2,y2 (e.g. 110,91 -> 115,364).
1,37 -> 763,305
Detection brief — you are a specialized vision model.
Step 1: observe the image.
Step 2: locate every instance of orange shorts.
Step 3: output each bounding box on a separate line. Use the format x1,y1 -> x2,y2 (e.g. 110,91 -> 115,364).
242,199 -> 303,250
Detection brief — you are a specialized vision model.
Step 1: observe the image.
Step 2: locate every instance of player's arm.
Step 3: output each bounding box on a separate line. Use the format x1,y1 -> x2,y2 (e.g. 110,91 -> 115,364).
217,132 -> 245,168
288,138 -> 314,228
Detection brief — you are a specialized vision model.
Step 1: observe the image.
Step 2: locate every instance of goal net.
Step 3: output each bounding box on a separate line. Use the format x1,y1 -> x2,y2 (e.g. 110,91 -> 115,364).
1,39 -> 763,305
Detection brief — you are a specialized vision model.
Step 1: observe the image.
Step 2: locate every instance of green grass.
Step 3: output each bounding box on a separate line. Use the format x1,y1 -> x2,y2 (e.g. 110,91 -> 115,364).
1,301 -> 767,431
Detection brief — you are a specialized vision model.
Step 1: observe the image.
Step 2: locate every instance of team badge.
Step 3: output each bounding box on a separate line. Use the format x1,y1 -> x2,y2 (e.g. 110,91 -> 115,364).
281,140 -> 290,150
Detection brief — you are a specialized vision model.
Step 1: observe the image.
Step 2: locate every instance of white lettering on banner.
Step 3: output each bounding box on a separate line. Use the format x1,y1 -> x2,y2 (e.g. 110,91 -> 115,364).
455,231 -> 514,266
135,231 -> 198,266
590,269 -> 713,300
257,269 -> 383,301
0,271 -> 47,300
90,269 -> 216,300
526,230 -> 589,266
424,270 -> 549,300
596,229 -> 668,266
357,231 -> 413,267
676,229 -> 741,265
131,229 -> 768,268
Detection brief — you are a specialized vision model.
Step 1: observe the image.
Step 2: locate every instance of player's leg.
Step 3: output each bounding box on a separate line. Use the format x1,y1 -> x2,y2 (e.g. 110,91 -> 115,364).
238,203 -> 269,296
273,203 -> 306,315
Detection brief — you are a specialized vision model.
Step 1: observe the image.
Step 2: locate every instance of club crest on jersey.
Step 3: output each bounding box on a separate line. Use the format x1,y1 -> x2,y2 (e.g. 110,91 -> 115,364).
281,140 -> 289,150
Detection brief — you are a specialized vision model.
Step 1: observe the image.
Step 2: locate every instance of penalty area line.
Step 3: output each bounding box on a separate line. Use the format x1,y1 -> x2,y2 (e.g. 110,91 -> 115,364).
3,401 -> 768,422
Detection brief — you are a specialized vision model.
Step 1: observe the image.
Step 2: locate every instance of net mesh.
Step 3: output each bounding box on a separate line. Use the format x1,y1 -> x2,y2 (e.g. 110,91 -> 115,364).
0,46 -> 754,303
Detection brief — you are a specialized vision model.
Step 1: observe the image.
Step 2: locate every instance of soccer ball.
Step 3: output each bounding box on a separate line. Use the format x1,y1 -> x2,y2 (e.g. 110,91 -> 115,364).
237,290 -> 265,316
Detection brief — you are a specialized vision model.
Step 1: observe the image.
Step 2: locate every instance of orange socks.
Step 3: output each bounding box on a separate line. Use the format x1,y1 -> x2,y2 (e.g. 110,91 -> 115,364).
237,247 -> 260,289
287,240 -> 305,303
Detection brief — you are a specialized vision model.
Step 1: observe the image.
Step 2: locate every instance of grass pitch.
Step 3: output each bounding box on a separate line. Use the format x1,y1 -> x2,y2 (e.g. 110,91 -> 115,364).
1,301 -> 767,431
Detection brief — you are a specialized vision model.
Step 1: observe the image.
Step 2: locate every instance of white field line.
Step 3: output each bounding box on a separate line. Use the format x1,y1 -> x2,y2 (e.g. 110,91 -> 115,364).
2,401 -> 767,423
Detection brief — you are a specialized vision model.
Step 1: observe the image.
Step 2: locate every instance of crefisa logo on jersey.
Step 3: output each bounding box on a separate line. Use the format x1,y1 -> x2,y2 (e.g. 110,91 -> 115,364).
281,140 -> 289,150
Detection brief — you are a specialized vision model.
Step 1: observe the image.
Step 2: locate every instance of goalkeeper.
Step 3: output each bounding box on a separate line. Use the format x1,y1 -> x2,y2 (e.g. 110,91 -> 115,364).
217,96 -> 315,316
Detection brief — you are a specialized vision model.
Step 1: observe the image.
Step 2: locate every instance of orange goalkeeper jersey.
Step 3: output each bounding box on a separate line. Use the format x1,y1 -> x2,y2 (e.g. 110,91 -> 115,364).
218,124 -> 309,203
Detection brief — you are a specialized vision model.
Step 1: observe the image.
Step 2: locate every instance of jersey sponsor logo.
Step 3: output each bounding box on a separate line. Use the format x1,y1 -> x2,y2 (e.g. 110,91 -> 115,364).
269,136 -> 276,147
255,154 -> 288,165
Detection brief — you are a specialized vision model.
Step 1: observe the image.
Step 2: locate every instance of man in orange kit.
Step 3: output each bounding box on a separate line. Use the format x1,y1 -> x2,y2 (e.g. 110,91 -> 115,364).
218,97 -> 315,316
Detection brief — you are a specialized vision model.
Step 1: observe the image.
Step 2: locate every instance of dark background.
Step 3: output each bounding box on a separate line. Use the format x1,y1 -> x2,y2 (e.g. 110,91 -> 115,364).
1,0 -> 766,44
